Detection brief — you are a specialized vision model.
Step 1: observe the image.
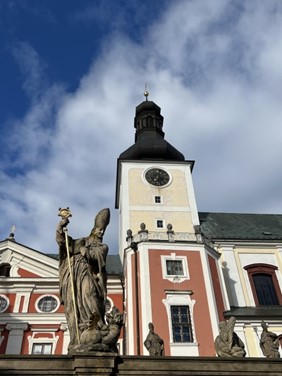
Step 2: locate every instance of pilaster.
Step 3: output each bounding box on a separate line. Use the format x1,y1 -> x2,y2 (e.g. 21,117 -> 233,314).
5,322 -> 28,354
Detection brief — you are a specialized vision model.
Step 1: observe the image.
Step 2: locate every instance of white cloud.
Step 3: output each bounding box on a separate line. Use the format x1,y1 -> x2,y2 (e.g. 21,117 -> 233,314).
1,0 -> 282,254
11,41 -> 48,102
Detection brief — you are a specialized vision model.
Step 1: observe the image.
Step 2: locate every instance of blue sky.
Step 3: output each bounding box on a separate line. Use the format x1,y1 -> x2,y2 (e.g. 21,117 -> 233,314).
1,0 -> 282,254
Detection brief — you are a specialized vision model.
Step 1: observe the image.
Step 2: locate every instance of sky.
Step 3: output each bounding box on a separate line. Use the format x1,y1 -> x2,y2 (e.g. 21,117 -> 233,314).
1,0 -> 282,255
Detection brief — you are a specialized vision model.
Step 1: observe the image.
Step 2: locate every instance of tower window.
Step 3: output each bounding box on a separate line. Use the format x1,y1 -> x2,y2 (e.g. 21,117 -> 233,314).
161,254 -> 189,282
154,196 -> 162,204
171,305 -> 193,343
166,260 -> 184,276
244,264 -> 282,306
156,220 -> 164,228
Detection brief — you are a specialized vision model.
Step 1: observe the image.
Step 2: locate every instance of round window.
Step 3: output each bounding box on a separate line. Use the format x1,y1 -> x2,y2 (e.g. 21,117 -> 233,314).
37,295 -> 59,313
105,298 -> 112,313
0,295 -> 9,312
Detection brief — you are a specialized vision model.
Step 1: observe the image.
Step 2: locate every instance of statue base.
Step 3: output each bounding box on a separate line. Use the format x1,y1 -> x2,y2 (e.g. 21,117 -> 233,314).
70,343 -> 116,353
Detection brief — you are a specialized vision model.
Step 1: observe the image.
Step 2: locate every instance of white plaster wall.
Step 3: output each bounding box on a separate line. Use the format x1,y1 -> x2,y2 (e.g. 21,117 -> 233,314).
138,245 -> 153,354
239,253 -> 278,269
220,247 -> 246,306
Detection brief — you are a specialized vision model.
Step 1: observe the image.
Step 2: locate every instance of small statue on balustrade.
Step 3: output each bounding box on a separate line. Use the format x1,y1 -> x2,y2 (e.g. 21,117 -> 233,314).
214,316 -> 246,357
144,322 -> 165,356
260,321 -> 280,358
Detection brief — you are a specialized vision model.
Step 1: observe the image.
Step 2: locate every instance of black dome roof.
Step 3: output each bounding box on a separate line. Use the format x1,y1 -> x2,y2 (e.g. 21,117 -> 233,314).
119,100 -> 185,161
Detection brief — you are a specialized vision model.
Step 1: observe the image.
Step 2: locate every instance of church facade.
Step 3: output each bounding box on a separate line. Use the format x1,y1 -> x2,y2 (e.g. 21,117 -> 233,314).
0,239 -> 123,355
0,98 -> 282,356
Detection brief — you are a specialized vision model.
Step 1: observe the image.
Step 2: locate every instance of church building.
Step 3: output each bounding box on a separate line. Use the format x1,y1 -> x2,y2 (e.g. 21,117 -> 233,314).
0,96 -> 282,357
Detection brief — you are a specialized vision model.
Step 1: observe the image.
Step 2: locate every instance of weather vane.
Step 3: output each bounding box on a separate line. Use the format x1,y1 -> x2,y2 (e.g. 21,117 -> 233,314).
144,84 -> 149,101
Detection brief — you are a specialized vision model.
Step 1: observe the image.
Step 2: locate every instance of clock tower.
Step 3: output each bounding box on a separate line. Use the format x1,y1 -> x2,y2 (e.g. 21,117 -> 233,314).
115,96 -> 226,356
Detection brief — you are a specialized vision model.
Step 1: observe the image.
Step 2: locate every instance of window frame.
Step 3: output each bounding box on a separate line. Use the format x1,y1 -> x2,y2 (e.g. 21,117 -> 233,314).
170,305 -> 194,343
244,264 -> 282,306
0,295 -> 9,313
28,332 -> 59,355
35,295 -> 60,313
154,195 -> 162,204
166,260 -> 185,277
156,219 -> 165,229
105,297 -> 113,313
161,254 -> 189,282
32,343 -> 53,355
162,291 -> 198,355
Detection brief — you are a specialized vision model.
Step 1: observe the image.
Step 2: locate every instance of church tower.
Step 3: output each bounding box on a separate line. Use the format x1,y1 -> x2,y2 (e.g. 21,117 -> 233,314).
115,95 -> 226,356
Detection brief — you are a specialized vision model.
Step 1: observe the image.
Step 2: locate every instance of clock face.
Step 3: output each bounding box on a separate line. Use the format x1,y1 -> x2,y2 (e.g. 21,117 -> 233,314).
145,168 -> 170,187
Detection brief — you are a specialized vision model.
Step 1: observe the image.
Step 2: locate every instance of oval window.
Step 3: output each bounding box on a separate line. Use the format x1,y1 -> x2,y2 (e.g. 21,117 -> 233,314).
37,295 -> 59,313
105,298 -> 112,313
0,295 -> 9,312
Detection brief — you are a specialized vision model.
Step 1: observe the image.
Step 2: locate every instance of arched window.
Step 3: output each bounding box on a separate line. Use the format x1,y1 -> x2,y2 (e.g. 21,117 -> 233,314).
244,264 -> 282,306
0,263 -> 11,277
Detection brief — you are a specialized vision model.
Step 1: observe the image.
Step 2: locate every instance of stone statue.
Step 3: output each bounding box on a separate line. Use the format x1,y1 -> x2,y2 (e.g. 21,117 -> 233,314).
214,316 -> 246,357
56,207 -> 123,353
144,322 -> 165,356
260,321 -> 280,358
79,306 -> 124,353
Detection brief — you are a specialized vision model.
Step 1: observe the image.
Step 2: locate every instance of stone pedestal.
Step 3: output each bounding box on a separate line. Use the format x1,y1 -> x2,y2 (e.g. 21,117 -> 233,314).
0,353 -> 116,376
73,353 -> 116,375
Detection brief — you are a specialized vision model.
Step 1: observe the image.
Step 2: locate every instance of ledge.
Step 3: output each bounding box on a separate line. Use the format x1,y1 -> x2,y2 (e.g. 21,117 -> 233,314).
0,354 -> 281,376
224,306 -> 282,319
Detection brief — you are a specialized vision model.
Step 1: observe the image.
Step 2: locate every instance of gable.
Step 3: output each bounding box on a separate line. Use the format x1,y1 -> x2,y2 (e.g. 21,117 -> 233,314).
0,240 -> 58,278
